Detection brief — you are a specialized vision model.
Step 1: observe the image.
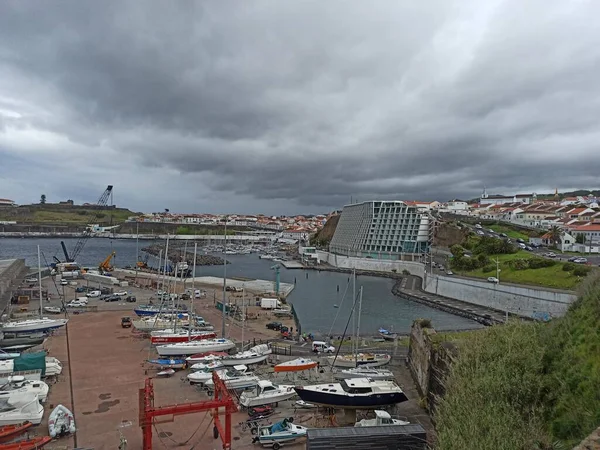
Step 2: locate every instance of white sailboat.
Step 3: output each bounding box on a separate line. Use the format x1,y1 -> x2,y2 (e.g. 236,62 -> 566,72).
334,366 -> 395,380
220,344 -> 271,366
0,376 -> 49,403
205,365 -> 260,390
156,338 -> 236,356
239,380 -> 296,407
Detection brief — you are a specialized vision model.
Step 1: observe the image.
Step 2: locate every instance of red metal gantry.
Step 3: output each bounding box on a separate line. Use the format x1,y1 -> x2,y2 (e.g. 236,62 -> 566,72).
139,370 -> 238,450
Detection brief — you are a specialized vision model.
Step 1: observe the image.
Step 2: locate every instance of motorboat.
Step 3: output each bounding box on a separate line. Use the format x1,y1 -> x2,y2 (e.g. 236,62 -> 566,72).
0,333 -> 46,351
220,344 -> 271,366
146,359 -> 187,370
0,318 -> 68,334
294,400 -> 317,409
0,420 -> 34,442
0,352 -> 19,361
251,418 -> 307,447
334,367 -> 396,381
156,339 -> 236,356
378,328 -> 398,341
0,376 -> 49,403
294,377 -> 408,409
187,362 -> 224,384
239,380 -> 296,407
44,357 -> 62,377
43,307 -> 62,315
48,404 -> 76,438
326,353 -> 391,368
0,356 -> 61,378
274,358 -> 318,373
355,409 -> 410,427
150,330 -> 217,345
204,365 -> 259,390
185,352 -> 228,364
272,308 -> 293,318
0,395 -> 44,425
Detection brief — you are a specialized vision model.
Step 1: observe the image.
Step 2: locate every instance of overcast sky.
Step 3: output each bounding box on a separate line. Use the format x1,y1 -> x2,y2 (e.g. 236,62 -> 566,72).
1,1 -> 599,215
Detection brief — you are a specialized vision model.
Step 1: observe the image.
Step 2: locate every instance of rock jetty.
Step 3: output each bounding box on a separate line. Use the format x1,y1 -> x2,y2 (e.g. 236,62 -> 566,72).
141,243 -> 230,266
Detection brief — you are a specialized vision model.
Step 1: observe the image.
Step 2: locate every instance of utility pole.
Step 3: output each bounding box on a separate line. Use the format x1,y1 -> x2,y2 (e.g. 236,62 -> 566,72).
492,257 -> 506,321
222,216 -> 228,338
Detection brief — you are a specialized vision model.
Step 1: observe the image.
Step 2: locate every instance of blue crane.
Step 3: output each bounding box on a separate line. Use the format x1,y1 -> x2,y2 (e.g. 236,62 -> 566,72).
271,264 -> 281,295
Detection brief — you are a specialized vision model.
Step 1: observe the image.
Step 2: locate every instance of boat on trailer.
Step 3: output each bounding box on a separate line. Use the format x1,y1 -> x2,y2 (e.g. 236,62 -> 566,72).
147,359 -> 187,370
251,418 -> 307,448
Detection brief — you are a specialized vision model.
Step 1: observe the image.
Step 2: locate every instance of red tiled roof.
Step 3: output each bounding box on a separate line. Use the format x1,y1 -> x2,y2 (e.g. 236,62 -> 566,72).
572,224 -> 600,231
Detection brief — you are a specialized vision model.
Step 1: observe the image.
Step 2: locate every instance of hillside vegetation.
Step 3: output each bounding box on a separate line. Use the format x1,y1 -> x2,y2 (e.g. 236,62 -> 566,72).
435,274 -> 600,449
0,205 -> 137,225
310,214 -> 339,247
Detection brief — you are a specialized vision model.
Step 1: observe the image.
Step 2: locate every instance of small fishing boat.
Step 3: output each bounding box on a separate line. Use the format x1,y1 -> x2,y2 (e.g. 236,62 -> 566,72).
220,344 -> 271,367
147,359 -> 186,370
333,304 -> 338,308
0,421 -> 33,443
274,358 -> 318,373
294,400 -> 317,409
150,330 -> 217,345
42,307 -> 62,315
239,380 -> 296,408
0,436 -> 52,449
156,339 -> 236,356
185,352 -> 228,364
187,362 -> 224,384
294,377 -> 407,409
326,353 -> 391,368
378,328 -> 398,341
0,395 -> 44,425
48,404 -> 76,438
0,377 -> 49,403
355,409 -> 410,427
334,367 -> 396,381
251,418 -> 307,448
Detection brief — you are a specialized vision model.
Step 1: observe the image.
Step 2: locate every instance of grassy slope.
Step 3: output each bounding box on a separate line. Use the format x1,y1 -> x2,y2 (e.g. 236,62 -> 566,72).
454,250 -> 583,290
435,274 -> 600,449
488,224 -> 530,240
0,207 -> 137,224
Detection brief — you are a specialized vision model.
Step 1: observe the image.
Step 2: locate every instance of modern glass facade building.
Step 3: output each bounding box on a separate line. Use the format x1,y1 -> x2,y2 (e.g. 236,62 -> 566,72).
330,201 -> 433,259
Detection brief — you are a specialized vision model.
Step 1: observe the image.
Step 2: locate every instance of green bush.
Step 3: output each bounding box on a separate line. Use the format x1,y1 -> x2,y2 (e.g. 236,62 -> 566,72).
573,266 -> 591,277
528,258 -> 556,269
402,269 -> 410,276
481,265 -> 495,273
450,244 -> 466,258
562,262 -> 575,272
508,258 -> 530,270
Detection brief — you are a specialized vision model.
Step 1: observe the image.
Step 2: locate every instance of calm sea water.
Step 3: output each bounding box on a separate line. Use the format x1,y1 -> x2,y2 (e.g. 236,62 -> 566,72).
0,237 -> 482,334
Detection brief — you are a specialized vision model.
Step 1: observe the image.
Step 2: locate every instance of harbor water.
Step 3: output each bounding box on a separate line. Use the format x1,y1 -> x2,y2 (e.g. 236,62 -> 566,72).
0,237 -> 482,334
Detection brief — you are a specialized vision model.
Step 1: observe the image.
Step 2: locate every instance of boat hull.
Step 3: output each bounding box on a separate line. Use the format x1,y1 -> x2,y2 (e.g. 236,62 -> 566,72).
156,340 -> 236,356
220,354 -> 269,366
150,332 -> 217,345
240,389 -> 297,408
1,319 -> 68,334
274,358 -> 318,372
334,370 -> 395,381
327,355 -> 391,368
294,388 -> 407,409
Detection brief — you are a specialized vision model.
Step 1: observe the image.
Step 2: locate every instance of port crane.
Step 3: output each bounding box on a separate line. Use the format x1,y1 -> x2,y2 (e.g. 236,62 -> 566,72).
99,251 -> 116,273
53,185 -> 113,263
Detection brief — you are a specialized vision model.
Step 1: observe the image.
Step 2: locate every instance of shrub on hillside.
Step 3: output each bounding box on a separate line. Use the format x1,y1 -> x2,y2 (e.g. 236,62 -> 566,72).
450,244 -> 466,258
562,262 -> 575,272
508,259 -> 530,270
451,256 -> 483,271
528,258 -> 556,269
482,265 -> 495,273
573,266 -> 592,277
473,236 -> 518,255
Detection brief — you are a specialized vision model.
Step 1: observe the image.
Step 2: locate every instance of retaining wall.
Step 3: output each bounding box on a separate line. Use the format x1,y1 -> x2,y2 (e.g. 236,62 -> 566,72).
423,274 -> 576,320
317,251 -> 423,274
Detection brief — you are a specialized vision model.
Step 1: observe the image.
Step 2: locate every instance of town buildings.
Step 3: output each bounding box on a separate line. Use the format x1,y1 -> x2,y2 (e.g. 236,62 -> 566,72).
329,200 -> 433,258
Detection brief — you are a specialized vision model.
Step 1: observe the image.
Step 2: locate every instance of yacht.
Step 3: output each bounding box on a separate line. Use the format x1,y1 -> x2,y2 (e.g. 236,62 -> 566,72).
132,316 -> 189,332
334,367 -> 396,381
1,318 -> 68,334
355,410 -> 410,427
187,362 -> 224,384
0,332 -> 46,351
0,376 -> 49,403
239,380 -> 296,407
156,339 -> 236,356
326,353 -> 391,368
150,330 -> 217,345
294,377 -> 407,409
204,365 -> 259,390
220,344 -> 271,366
0,395 -> 44,425
0,357 -> 61,378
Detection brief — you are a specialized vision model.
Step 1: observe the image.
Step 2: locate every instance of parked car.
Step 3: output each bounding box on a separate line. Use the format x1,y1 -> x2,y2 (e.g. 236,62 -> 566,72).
487,277 -> 499,283
446,271 -> 454,275
574,258 -> 588,264
476,230 -> 484,236
86,290 -> 101,298
121,317 -> 132,328
266,322 -> 282,330
516,238 -> 525,244
114,291 -> 128,296
75,287 -> 86,293
280,326 -> 289,333
568,256 -> 579,262
105,295 -> 120,302
67,300 -> 87,308
475,224 -> 482,229
499,233 -> 508,238
60,279 -> 69,286
125,296 -> 137,303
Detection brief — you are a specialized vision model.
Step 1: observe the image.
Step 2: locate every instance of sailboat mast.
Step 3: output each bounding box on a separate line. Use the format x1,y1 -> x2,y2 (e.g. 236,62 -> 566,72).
356,286 -> 363,351
352,268 -> 356,357
241,287 -> 245,350
37,245 -> 43,318
190,243 -> 197,341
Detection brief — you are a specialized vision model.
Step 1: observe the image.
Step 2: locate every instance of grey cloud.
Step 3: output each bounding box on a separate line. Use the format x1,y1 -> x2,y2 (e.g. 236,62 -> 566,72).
1,0 -> 600,214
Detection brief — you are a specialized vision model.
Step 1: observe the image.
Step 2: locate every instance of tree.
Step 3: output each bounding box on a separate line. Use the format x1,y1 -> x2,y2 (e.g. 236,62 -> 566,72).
548,226 -> 563,246
40,194 -> 46,204
575,233 -> 585,244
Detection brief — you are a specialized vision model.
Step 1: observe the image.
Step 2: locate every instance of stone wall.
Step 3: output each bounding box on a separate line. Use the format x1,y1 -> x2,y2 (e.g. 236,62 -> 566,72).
423,273 -> 576,320
0,258 -> 27,314
317,251 -> 423,274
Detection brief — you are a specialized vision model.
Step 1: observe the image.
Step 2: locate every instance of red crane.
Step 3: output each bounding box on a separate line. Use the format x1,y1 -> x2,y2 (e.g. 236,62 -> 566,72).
139,371 -> 238,450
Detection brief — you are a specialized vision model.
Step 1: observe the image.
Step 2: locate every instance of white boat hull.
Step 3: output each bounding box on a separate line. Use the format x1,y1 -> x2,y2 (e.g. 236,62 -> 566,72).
240,387 -> 296,407
0,395 -> 44,425
1,318 -> 68,333
157,340 -> 236,356
221,353 -> 269,366
327,354 -> 391,368
334,368 -> 395,381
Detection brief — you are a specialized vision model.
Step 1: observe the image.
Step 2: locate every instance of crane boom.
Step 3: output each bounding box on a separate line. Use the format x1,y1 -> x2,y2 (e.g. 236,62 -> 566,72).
61,185 -> 113,262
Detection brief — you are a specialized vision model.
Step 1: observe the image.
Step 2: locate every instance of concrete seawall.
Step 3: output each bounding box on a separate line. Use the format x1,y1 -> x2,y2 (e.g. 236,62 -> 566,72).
316,251 -> 578,320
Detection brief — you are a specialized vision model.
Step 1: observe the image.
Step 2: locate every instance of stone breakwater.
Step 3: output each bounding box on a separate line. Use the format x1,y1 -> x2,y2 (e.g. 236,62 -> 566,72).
141,243 -> 230,266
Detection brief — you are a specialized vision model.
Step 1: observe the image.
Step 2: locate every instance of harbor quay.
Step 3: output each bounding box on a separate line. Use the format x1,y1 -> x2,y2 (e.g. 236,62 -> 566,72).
18,272 -> 434,449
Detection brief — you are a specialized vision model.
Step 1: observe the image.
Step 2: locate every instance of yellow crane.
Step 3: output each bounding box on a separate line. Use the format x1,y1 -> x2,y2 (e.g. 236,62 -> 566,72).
99,251 -> 116,273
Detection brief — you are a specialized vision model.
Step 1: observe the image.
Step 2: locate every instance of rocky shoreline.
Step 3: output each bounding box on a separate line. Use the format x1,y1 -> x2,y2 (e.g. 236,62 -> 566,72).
141,243 -> 230,266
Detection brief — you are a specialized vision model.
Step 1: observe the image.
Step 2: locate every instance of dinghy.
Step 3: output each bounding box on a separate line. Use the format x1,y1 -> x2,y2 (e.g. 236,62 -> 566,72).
0,436 -> 52,449
48,404 -> 76,438
0,421 -> 33,443
294,400 -> 317,409
274,358 -> 318,372
146,359 -> 186,370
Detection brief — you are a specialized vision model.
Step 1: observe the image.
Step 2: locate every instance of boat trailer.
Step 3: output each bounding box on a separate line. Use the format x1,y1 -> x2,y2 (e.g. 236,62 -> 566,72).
139,371 -> 238,449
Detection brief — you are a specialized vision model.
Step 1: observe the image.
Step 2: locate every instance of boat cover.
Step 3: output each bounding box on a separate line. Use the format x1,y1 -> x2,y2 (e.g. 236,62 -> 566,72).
270,419 -> 288,434
13,351 -> 46,376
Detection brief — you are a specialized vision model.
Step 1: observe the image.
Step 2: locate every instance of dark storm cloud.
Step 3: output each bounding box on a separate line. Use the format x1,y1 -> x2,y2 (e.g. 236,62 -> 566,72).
1,0 -> 600,213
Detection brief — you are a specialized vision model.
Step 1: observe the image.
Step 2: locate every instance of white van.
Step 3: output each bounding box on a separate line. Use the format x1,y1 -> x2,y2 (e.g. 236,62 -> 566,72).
86,290 -> 101,298
312,341 -> 335,353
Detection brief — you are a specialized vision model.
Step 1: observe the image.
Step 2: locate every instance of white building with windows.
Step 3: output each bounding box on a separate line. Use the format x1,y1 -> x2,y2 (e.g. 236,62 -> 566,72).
329,201 -> 433,259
